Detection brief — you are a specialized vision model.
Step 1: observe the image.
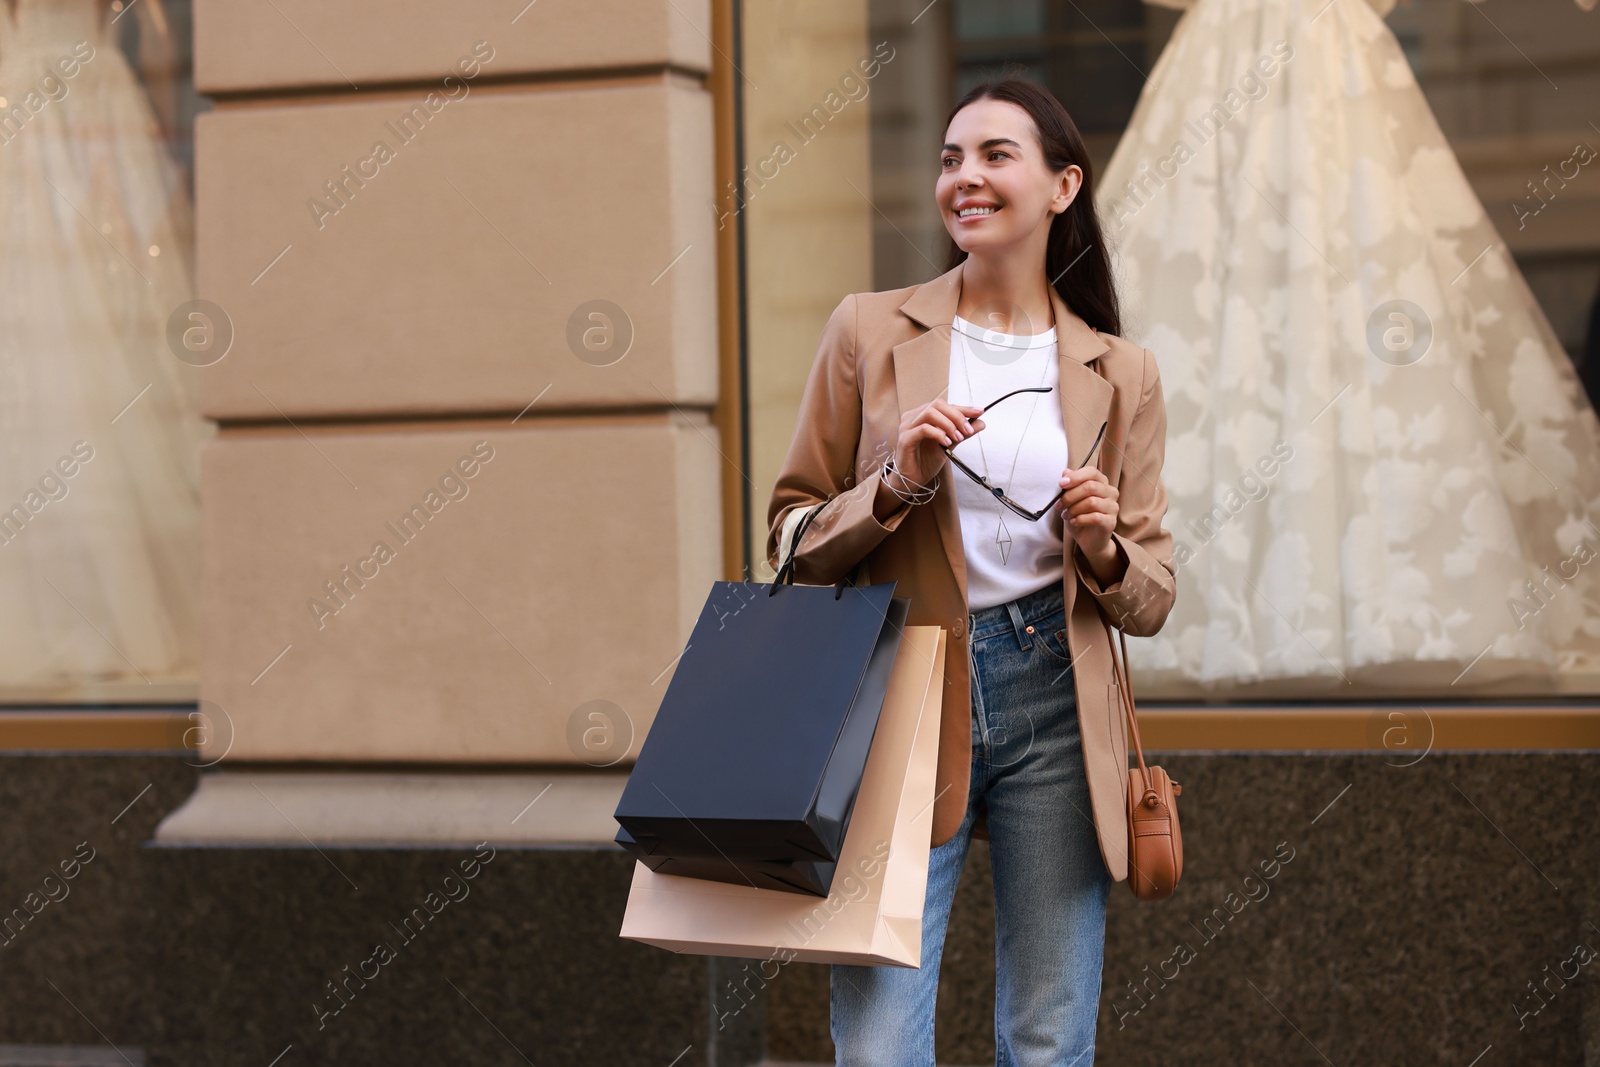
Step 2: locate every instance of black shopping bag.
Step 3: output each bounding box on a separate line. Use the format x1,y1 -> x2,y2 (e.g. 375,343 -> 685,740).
614,824 -> 843,898
613,500 -> 909,896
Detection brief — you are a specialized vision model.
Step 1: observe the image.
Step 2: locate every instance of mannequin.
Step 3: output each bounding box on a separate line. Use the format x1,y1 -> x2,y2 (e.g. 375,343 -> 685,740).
0,0 -> 207,689
1099,0 -> 1600,693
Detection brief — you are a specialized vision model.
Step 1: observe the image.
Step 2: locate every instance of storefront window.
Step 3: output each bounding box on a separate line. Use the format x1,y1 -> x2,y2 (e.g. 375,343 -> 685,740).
0,0 -> 207,701
742,0 -> 1600,699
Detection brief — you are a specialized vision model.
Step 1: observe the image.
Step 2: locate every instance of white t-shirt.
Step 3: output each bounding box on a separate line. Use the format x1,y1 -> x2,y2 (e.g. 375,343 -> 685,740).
947,314 -> 1070,612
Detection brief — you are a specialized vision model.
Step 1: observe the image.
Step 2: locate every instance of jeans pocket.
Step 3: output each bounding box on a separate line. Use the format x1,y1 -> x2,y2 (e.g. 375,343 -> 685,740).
1035,613 -> 1073,666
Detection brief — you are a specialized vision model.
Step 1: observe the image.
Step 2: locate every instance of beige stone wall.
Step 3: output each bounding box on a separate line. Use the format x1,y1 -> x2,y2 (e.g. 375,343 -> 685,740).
741,2 -> 879,580
195,78 -> 716,419
194,2 -> 711,93
193,2 -> 720,764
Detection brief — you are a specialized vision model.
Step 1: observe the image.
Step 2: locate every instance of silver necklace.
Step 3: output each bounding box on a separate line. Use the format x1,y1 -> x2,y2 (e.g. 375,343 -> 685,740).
955,314 -> 1055,565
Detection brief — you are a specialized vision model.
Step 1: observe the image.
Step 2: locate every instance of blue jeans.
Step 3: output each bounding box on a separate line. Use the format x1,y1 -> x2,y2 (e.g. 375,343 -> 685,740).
830,581 -> 1111,1066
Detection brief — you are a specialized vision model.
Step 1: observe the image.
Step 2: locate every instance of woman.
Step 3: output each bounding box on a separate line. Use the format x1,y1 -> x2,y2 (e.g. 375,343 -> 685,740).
765,80 -> 1177,1064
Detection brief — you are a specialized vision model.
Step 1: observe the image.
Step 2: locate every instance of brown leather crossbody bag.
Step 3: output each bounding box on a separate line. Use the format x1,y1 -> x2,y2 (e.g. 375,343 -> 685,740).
1100,609 -> 1184,901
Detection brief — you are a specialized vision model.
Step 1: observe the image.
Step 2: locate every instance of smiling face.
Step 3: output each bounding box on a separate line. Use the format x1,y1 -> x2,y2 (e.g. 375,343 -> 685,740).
937,97 -> 1082,260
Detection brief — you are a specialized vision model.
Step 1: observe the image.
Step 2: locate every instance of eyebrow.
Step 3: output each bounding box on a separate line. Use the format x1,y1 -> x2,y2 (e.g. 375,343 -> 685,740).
942,138 -> 1024,153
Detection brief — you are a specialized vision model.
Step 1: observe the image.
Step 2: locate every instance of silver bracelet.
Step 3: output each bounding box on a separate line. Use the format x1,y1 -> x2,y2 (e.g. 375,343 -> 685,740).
885,455 -> 937,496
882,456 -> 938,504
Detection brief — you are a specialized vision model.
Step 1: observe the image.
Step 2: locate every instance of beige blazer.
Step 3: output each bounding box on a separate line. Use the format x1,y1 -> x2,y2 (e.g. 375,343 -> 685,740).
764,258 -> 1177,882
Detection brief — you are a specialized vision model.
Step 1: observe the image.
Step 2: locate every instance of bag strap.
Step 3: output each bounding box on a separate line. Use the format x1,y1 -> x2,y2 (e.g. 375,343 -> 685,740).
773,501 -> 824,584
1096,602 -> 1156,801
770,494 -> 864,599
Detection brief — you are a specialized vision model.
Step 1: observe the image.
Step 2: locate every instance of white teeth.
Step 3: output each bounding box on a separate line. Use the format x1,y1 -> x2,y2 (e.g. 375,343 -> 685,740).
958,206 -> 997,217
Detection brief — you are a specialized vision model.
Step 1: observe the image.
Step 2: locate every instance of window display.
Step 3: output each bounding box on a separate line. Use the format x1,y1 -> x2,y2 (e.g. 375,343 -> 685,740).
0,0 -> 205,691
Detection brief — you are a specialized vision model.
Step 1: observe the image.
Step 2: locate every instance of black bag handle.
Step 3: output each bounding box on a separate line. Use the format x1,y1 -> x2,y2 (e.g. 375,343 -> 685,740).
769,493 -> 864,600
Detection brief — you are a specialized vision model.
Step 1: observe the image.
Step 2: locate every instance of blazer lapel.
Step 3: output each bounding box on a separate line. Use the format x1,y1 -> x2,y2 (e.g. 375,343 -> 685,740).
891,259 -> 1113,615
892,264 -> 967,605
1049,283 -> 1115,479
1052,285 -> 1114,629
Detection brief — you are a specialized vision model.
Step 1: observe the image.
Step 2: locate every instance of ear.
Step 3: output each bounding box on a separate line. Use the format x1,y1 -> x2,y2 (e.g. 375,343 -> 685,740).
1054,164 -> 1084,215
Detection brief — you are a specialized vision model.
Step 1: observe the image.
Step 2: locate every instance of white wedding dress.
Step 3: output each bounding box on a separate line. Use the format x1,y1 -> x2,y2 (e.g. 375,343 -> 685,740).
0,0 -> 206,688
1099,0 -> 1600,694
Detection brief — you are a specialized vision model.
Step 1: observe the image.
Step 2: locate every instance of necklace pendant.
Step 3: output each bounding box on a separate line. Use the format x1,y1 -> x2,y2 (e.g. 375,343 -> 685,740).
995,513 -> 1012,565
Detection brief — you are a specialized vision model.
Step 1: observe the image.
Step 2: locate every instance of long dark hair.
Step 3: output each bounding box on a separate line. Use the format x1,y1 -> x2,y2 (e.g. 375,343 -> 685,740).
942,78 -> 1121,337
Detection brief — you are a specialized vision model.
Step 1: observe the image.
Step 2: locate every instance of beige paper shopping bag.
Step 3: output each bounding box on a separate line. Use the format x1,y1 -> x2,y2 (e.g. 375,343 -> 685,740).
618,624 -> 946,968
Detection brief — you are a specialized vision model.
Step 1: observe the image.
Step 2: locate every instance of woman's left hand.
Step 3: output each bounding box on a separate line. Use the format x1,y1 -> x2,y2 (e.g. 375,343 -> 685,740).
1058,464 -> 1119,564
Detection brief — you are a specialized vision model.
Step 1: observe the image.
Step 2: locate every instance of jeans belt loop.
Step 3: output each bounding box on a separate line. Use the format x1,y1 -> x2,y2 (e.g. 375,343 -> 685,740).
1005,598 -> 1031,651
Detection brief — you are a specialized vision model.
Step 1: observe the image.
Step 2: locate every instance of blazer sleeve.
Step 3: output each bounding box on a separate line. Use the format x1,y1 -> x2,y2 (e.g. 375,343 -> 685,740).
1070,345 -> 1178,637
765,293 -> 915,585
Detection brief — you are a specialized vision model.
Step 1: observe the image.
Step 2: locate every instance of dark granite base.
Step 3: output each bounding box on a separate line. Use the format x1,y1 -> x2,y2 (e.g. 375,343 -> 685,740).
0,756 -> 763,1067
1,753 -> 1594,1066
766,753 -> 1600,1067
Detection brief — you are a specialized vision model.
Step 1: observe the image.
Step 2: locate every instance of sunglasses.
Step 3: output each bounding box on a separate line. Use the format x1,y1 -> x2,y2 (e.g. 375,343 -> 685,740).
942,387 -> 1108,522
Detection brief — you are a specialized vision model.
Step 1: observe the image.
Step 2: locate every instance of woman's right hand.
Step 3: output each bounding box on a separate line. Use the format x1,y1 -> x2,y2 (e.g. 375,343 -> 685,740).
892,399 -> 986,488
